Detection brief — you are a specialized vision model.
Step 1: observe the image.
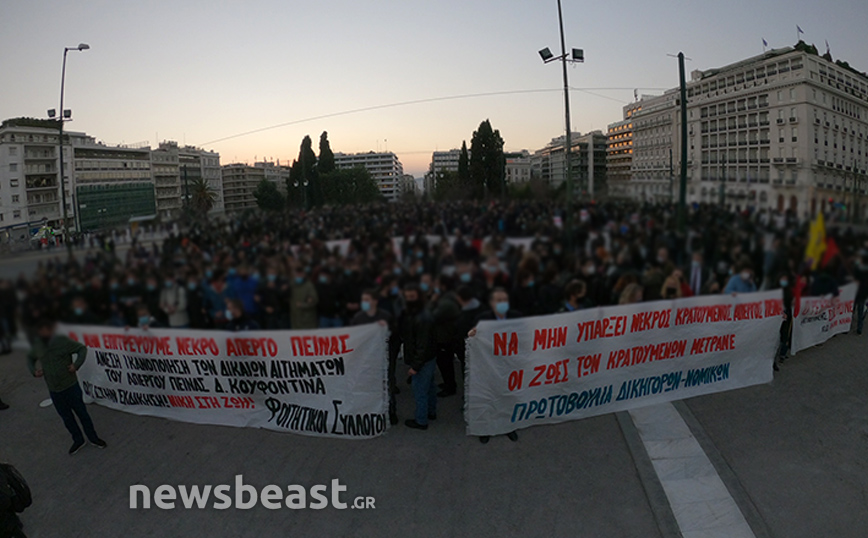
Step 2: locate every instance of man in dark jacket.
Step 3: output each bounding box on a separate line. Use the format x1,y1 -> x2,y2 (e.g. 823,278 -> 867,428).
0,466 -> 26,537
429,283 -> 462,397
394,283 -> 436,430
351,288 -> 397,424
27,318 -> 107,455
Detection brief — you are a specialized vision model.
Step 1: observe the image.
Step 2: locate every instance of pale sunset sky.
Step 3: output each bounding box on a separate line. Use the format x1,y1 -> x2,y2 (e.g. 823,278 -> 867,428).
1,0 -> 866,176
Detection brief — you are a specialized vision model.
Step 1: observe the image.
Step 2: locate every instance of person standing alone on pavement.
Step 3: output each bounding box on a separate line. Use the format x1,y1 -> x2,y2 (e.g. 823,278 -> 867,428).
395,283 -> 436,430
26,318 -> 106,455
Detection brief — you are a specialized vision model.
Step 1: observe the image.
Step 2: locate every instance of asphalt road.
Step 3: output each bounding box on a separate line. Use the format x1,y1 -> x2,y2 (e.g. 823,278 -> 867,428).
1,330 -> 865,537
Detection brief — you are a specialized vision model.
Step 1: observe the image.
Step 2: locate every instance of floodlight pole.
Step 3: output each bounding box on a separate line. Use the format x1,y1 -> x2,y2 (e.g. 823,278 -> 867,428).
556,0 -> 574,254
57,44 -> 89,259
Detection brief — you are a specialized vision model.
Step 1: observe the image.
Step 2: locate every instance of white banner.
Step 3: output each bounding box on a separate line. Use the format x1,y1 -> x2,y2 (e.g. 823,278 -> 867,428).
791,282 -> 857,355
465,291 -> 783,436
62,323 -> 389,439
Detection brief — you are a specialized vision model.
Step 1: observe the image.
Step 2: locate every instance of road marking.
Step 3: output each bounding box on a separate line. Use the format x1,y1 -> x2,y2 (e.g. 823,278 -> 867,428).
629,402 -> 756,538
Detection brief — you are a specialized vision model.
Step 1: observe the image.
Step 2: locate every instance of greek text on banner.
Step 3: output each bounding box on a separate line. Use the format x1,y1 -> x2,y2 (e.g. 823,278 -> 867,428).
465,290 -> 782,436
63,323 -> 390,439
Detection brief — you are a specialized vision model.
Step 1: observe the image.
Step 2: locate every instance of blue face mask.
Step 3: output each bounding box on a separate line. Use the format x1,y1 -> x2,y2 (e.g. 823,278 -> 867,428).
434,287 -> 441,295
110,283 -> 119,290
205,270 -> 214,279
146,284 -> 156,292
420,283 -> 430,292
227,268 -> 237,276
267,274 -> 277,282
361,300 -> 371,312
460,273 -> 472,283
295,277 -> 304,285
319,275 -> 328,284
344,269 -> 352,276
390,286 -> 399,296
138,316 -> 150,326
393,267 -> 402,275
127,278 -> 136,286
495,301 -> 510,315
187,282 -> 197,291
779,279 -> 789,287
527,280 -> 535,287
416,251 -> 424,259
164,281 -> 173,288
74,307 -> 84,316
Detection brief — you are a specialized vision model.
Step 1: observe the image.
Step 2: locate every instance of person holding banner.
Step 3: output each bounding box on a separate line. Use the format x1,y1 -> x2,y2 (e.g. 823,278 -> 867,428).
26,318 -> 107,455
395,283 -> 437,430
352,289 -> 398,425
468,287 -> 522,444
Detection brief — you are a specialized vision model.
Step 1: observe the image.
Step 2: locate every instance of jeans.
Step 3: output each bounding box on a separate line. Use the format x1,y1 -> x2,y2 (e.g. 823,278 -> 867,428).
857,300 -> 866,334
411,359 -> 437,425
319,316 -> 344,329
50,383 -> 100,445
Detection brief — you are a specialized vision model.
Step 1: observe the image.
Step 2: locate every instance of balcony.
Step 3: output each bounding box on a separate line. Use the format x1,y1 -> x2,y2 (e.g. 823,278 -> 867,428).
786,158 -> 798,164
789,117 -> 798,123
814,118 -> 821,125
776,118 -> 785,125
773,157 -> 784,163
772,179 -> 783,185
760,139 -> 770,144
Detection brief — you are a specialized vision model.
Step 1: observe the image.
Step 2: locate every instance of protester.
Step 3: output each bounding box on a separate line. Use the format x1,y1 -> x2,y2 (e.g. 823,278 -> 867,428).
290,267 -> 318,330
394,283 -> 436,430
724,262 -> 757,294
351,288 -> 398,424
26,318 -> 107,455
224,298 -> 261,331
159,274 -> 189,328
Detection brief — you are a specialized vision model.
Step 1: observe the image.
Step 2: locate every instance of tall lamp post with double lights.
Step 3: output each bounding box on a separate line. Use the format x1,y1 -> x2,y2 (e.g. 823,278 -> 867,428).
51,43 -> 90,257
539,0 -> 583,254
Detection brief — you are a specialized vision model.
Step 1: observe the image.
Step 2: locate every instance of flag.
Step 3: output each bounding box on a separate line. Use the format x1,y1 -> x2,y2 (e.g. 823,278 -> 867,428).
763,38 -> 768,47
797,25 -> 804,34
804,212 -> 827,270
825,39 -> 830,54
820,236 -> 840,268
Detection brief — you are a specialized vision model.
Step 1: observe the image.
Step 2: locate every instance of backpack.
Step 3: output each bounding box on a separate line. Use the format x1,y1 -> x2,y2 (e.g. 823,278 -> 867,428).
0,463 -> 31,513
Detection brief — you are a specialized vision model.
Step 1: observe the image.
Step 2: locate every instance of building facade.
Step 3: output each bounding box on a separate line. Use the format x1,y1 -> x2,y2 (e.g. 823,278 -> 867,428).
606,101 -> 641,198
531,132 -> 608,197
334,151 -> 404,201
617,43 -> 868,219
221,163 -> 266,213
505,150 -> 532,185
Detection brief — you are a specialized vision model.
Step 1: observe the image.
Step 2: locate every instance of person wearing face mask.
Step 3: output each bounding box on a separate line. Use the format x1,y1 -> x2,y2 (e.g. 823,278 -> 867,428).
427,277 -> 462,397
26,318 -> 107,455
159,274 -> 189,328
255,269 -> 289,329
394,283 -> 436,431
224,299 -> 261,332
290,267 -> 318,330
65,296 -> 101,325
723,262 -> 757,294
315,269 -> 343,328
776,272 -> 794,368
184,272 -> 210,329
351,289 -> 398,425
685,251 -> 714,296
468,288 -> 522,443
511,269 -> 539,316
142,275 -> 166,327
118,272 -> 143,327
133,303 -> 164,329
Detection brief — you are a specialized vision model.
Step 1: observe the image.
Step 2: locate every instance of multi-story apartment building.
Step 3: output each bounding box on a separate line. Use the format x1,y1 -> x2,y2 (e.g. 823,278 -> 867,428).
334,151 -> 404,201
606,102 -> 641,198
152,142 -> 223,220
254,161 -> 290,195
221,163 -> 266,213
531,131 -> 608,196
619,43 -> 868,219
181,146 -> 223,215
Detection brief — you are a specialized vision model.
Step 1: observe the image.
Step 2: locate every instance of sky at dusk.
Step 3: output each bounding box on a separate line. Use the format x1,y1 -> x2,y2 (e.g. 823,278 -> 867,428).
2,0 -> 866,176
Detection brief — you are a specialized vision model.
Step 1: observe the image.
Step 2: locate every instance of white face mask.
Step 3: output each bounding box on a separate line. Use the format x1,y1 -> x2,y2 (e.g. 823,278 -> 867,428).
740,271 -> 751,281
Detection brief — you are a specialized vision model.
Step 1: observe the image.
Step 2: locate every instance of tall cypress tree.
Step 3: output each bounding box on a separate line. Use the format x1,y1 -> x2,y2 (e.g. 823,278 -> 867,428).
288,135 -> 320,208
458,140 -> 470,189
469,120 -> 505,199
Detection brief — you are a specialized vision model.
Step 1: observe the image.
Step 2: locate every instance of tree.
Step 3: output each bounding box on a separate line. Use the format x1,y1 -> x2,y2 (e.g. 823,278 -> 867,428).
458,140 -> 470,187
253,178 -> 286,211
317,131 -> 336,175
286,135 -> 320,209
469,119 -> 505,199
321,167 -> 382,205
188,176 -> 218,219
433,169 -> 466,201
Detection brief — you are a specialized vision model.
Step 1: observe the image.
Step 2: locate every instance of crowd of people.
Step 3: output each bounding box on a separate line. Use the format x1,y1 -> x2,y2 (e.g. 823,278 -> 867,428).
1,200 -> 867,438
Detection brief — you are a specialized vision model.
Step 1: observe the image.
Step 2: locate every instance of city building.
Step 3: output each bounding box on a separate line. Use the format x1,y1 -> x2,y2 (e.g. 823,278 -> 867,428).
182,145 -> 223,215
531,132 -> 608,197
150,142 -> 181,220
72,139 -> 155,232
334,151 -> 403,201
398,173 -> 418,198
606,102 -> 641,198
504,150 -> 532,185
152,142 -> 222,220
254,161 -> 290,194
620,42 -> 868,218
221,163 -> 266,213
425,149 -> 463,194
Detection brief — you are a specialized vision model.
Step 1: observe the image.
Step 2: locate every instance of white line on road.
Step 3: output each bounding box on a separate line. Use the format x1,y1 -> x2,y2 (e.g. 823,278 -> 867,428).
629,402 -> 756,538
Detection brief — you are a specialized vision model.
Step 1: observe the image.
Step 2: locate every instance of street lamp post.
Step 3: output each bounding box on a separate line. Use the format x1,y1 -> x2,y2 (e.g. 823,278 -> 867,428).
539,0 -> 583,255
57,43 -> 90,259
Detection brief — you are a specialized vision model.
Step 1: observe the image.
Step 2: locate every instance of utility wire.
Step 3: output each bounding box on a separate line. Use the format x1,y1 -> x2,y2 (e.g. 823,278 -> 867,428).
200,87 -> 667,146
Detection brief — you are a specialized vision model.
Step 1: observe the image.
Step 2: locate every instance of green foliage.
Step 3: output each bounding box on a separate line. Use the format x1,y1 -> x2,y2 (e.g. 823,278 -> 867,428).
458,141 -> 470,185
469,119 -> 505,199
253,178 -> 286,212
432,169 -> 467,201
317,131 -> 336,175
320,167 -> 382,205
188,176 -> 217,219
1,117 -> 60,129
287,135 -> 320,209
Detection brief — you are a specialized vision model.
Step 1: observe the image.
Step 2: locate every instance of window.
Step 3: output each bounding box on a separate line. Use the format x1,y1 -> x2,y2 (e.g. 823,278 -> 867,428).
792,128 -> 798,142
790,88 -> 796,101
8,146 -> 17,156
13,210 -> 21,219
8,163 -> 16,172
10,179 -> 18,187
11,195 -> 19,203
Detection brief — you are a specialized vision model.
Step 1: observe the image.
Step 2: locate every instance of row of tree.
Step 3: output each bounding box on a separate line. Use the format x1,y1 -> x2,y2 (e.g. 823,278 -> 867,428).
254,132 -> 383,211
